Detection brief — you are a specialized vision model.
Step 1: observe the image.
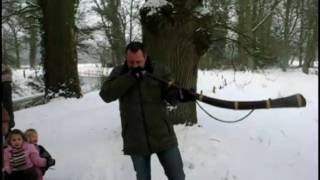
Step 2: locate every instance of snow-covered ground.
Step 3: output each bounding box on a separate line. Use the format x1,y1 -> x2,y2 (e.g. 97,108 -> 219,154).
12,66 -> 318,180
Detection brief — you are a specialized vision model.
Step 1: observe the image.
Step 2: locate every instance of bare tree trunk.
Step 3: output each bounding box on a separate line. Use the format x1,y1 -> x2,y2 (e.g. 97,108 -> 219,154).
2,30 -> 9,65
8,21 -> 21,68
28,21 -> 37,68
297,0 -> 305,67
141,0 -> 210,125
251,0 -> 277,67
129,0 -> 134,42
38,0 -> 81,98
109,0 -> 126,66
201,0 -> 229,69
237,0 -> 254,70
26,0 -> 39,69
302,0 -> 317,74
93,0 -> 126,66
280,0 -> 292,71
303,32 -> 316,73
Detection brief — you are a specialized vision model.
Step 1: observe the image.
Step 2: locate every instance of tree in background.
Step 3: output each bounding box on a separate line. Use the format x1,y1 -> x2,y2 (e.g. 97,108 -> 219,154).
25,1 -> 41,69
2,0 -> 41,68
302,0 -> 318,74
278,0 -> 293,71
251,0 -> 280,68
2,28 -> 16,66
2,26 -> 16,66
122,0 -> 142,42
38,0 -> 82,98
6,19 -> 22,68
199,0 -> 282,70
236,0 -> 255,70
93,0 -> 126,66
27,17 -> 38,68
199,0 -> 230,69
2,1 -> 22,68
198,0 -> 318,73
235,0 -> 282,70
297,0 -> 306,67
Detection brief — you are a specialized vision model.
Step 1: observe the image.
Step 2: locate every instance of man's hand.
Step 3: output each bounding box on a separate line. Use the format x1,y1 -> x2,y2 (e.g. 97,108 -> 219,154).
131,67 -> 147,80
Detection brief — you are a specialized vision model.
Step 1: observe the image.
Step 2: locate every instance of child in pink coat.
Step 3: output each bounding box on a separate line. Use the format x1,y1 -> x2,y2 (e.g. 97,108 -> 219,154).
25,128 -> 56,178
3,129 -> 47,180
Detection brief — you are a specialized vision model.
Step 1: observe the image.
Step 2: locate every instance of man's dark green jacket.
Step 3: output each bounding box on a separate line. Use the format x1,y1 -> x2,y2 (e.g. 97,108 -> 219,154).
99,62 -> 179,155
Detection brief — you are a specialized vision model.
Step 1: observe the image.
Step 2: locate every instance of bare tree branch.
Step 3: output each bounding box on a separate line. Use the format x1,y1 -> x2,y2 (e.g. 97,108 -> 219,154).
252,0 -> 282,33
2,5 -> 40,23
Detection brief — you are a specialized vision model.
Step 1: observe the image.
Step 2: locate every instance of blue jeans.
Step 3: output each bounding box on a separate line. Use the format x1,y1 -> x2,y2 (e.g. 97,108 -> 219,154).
130,146 -> 185,180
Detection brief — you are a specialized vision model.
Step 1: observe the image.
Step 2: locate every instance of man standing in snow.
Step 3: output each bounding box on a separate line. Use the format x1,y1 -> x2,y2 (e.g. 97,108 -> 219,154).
99,41 -> 195,180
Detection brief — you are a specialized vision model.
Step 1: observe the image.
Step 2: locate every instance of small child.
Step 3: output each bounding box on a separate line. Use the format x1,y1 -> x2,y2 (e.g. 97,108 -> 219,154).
24,128 -> 56,176
3,129 -> 47,180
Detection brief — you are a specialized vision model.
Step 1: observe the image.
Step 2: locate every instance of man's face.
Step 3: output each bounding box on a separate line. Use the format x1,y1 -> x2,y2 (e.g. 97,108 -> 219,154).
126,49 -> 146,68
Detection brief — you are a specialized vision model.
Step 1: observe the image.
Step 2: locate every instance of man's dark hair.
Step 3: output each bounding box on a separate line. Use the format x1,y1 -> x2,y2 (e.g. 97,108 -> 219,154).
125,41 -> 145,54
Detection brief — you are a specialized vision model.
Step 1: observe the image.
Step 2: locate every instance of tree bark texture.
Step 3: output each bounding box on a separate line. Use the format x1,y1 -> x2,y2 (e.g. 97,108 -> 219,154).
141,0 -> 211,124
237,0 -> 254,70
